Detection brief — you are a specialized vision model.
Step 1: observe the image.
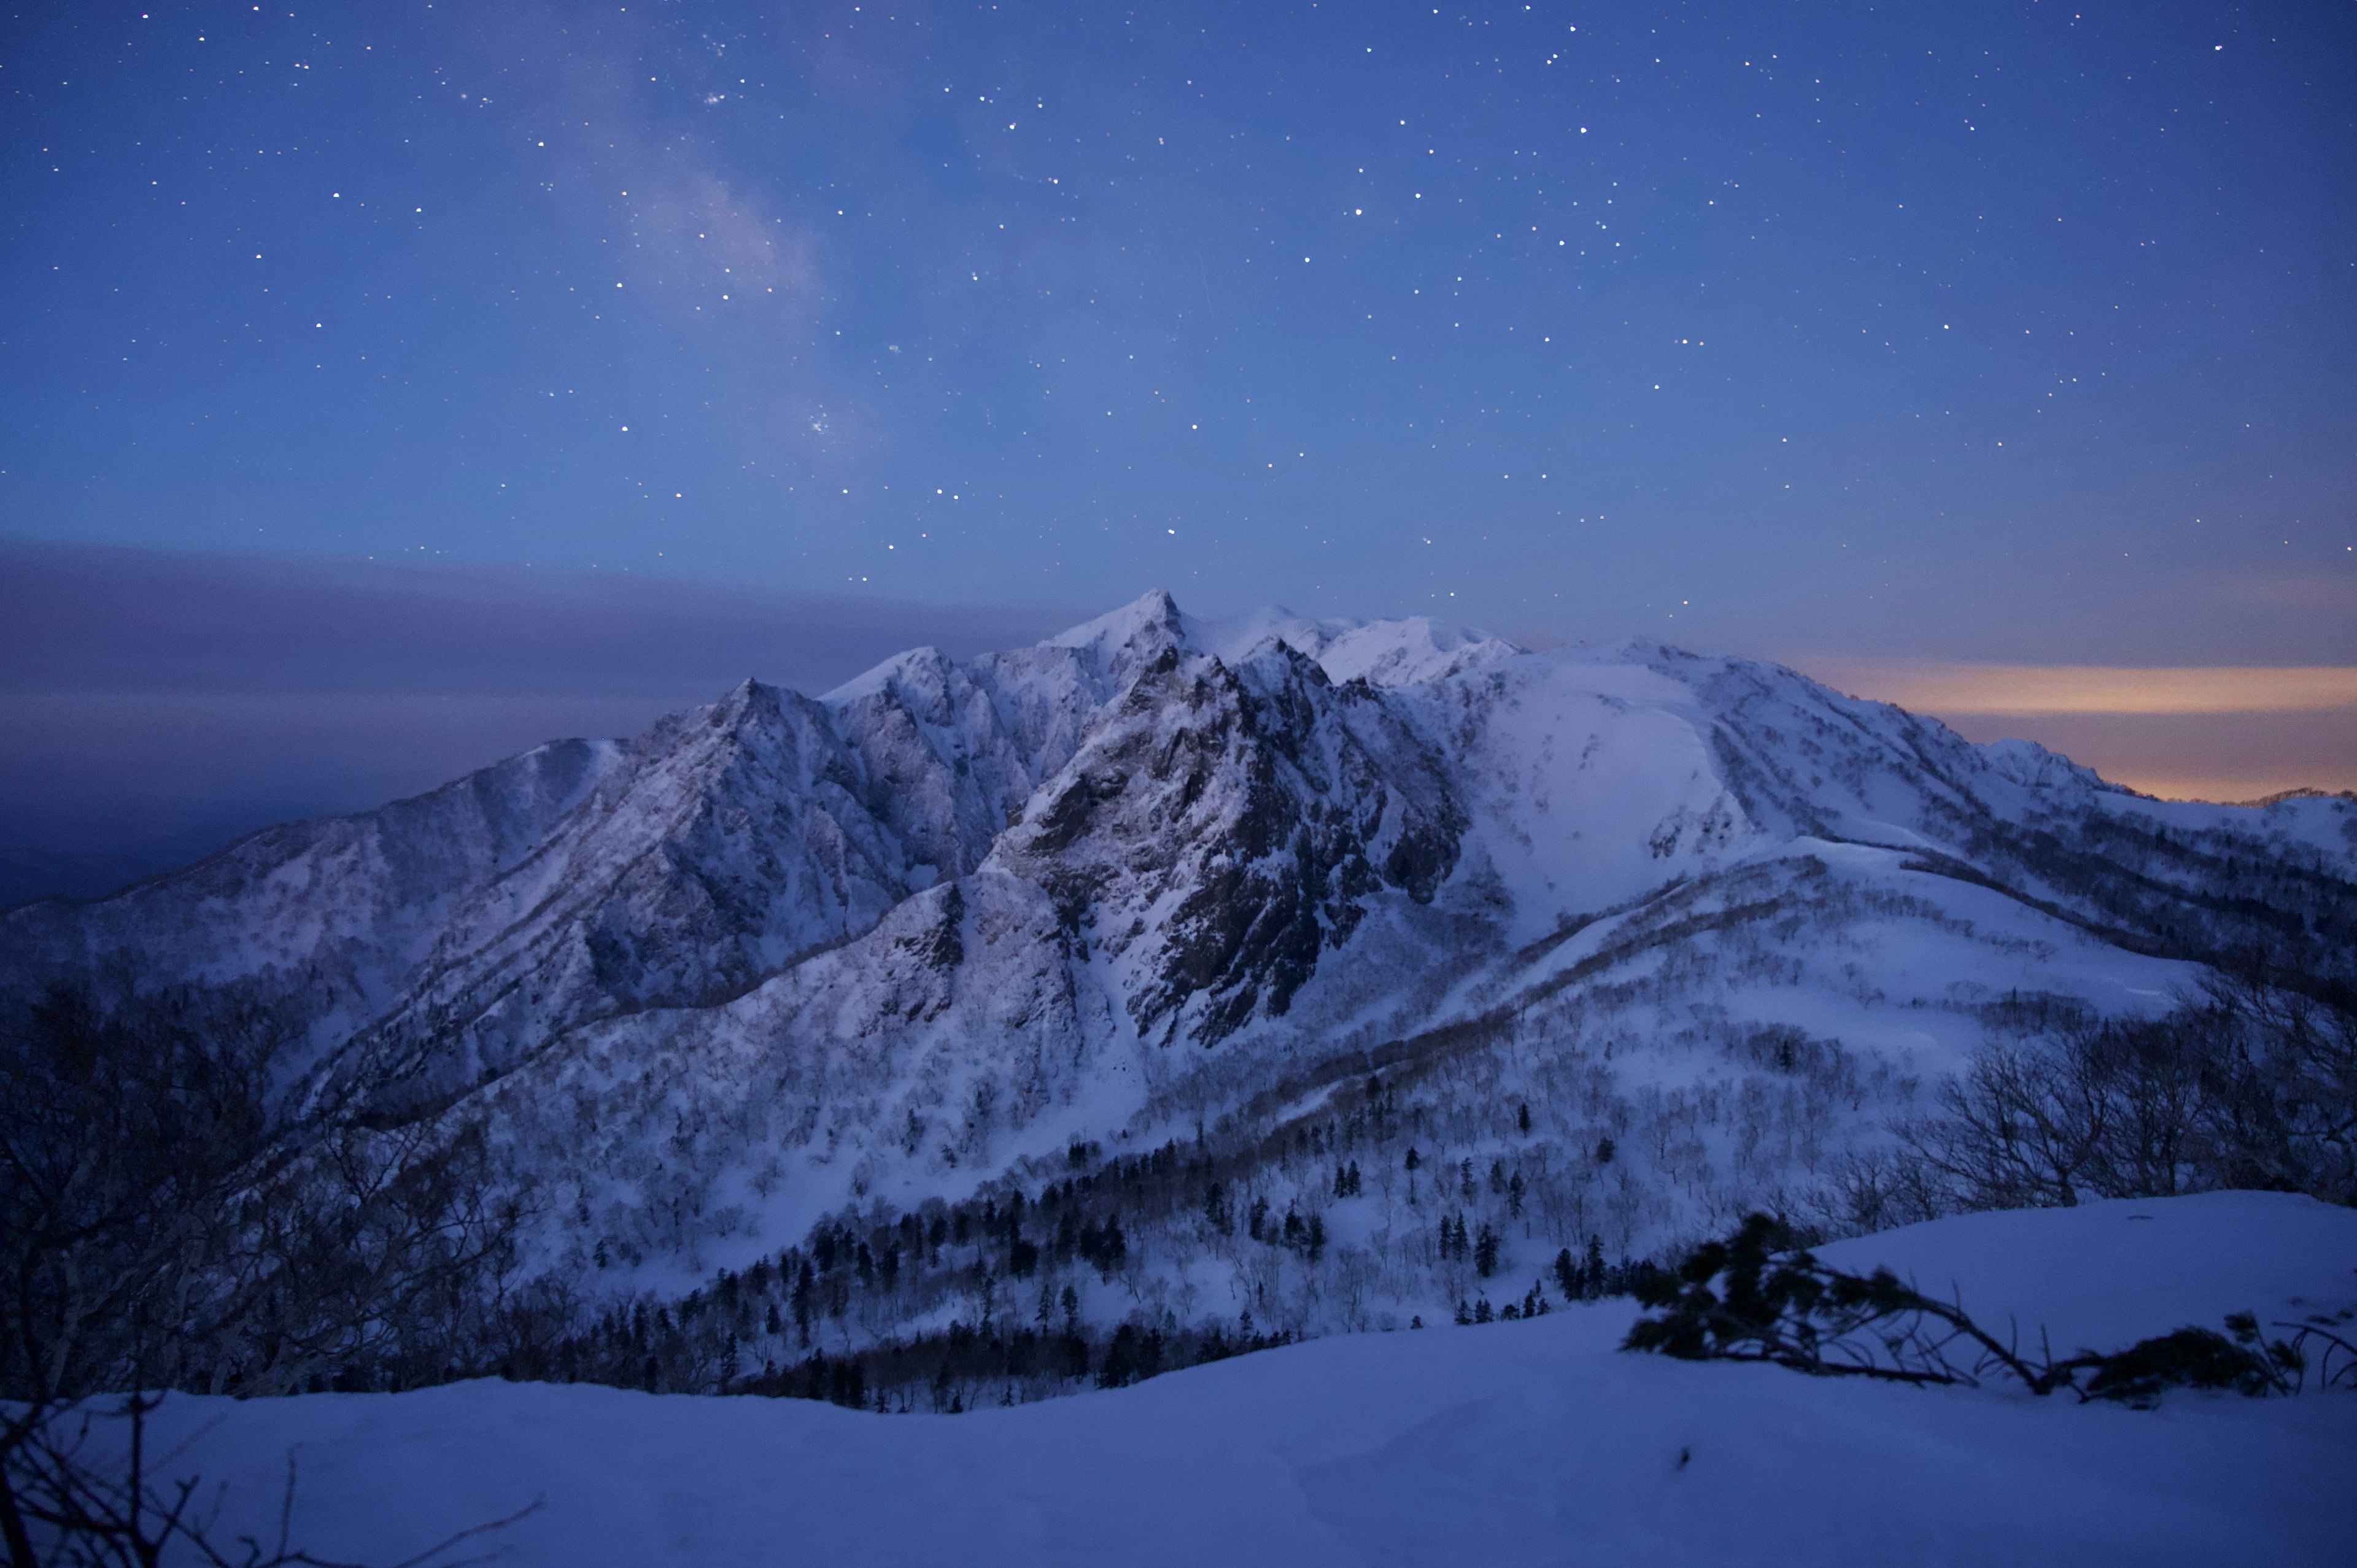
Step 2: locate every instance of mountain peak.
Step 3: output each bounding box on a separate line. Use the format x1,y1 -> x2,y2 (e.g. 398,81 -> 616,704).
1314,614 -> 1522,686
1039,589 -> 1191,690
1043,588 -> 1185,651
712,676 -> 786,725
821,645 -> 954,706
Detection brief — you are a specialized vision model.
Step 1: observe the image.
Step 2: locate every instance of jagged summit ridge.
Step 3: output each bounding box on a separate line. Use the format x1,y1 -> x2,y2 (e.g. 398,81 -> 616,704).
4,592 -> 2352,1282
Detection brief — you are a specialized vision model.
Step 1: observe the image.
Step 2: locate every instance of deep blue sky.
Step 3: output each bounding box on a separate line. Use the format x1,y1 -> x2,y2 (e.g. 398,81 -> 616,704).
2,2 -> 2354,898
7,0 -> 2351,656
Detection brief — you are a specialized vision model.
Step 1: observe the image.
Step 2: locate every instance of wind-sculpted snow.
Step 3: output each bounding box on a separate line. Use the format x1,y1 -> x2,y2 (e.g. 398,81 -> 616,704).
6,591 -> 2353,1309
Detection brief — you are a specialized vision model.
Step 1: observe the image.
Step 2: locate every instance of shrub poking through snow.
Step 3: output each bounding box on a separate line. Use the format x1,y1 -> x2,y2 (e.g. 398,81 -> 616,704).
2075,1311 -> 2357,1405
1623,1214 -> 2357,1405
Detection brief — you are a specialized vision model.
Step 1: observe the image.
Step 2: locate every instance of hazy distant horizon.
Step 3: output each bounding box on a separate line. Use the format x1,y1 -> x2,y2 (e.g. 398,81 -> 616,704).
4,536 -> 2348,906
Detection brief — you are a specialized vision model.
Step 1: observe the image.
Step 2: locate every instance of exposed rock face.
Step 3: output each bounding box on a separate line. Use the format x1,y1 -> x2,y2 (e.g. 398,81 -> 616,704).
993,636 -> 1466,1046
6,592 -> 2353,1276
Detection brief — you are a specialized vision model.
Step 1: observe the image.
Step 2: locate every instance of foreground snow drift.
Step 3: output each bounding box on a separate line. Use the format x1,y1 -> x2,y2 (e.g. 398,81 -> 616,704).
131,1193 -> 2356,1566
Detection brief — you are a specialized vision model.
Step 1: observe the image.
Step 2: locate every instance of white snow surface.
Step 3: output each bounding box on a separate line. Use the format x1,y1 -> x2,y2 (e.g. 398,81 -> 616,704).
1186,602 -> 1525,686
113,1193 -> 2357,1567
6,590 -> 2353,1294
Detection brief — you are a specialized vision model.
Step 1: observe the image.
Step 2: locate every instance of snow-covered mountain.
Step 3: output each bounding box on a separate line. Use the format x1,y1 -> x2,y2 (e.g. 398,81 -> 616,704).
6,592 -> 2353,1318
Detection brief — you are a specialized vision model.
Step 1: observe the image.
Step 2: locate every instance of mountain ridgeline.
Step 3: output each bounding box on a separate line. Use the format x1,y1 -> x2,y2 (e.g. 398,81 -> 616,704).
5,592 -> 2353,1391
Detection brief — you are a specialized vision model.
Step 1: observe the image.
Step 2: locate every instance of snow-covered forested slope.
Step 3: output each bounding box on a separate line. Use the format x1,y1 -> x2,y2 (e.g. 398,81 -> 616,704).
4,592 -> 2352,1335
93,1194 -> 2357,1567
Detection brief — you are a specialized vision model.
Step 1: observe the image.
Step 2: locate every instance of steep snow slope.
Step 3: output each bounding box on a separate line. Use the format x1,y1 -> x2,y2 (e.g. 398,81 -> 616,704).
0,738 -> 622,1072
100,1193 -> 2357,1567
0,596 -> 1171,1105
318,609 -> 1206,1114
4,592 -> 2351,1300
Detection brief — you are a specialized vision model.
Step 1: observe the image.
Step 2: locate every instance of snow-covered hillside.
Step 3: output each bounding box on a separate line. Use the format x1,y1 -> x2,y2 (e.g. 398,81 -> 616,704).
101,1193 -> 2357,1567
4,592 -> 2352,1330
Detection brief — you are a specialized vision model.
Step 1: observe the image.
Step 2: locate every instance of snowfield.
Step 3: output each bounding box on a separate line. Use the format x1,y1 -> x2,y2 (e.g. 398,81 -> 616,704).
120,1192 -> 2357,1566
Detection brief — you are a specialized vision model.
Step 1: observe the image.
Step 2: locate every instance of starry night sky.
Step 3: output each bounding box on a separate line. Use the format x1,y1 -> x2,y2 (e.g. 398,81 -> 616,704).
2,1 -> 2354,893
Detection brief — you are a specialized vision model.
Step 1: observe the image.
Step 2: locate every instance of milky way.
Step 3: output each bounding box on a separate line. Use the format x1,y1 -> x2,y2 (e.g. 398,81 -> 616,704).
4,1 -> 2348,658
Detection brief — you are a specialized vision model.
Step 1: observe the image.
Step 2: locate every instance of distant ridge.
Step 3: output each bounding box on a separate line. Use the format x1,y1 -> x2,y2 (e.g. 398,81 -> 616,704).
2225,786 -> 2357,809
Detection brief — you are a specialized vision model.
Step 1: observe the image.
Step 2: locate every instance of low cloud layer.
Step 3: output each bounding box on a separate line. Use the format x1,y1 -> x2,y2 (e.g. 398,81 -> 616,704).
1802,661 -> 2357,717
0,540 -> 1071,903
1,539 -> 1068,699
1797,656 -> 2357,803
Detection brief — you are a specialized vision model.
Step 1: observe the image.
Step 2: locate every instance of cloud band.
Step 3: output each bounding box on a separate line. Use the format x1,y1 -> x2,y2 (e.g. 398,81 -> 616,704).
1809,663 -> 2357,716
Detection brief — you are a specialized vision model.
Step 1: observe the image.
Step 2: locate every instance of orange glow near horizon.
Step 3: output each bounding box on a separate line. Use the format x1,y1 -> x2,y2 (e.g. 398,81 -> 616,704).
1800,663 -> 2357,717
1786,660 -> 2357,803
